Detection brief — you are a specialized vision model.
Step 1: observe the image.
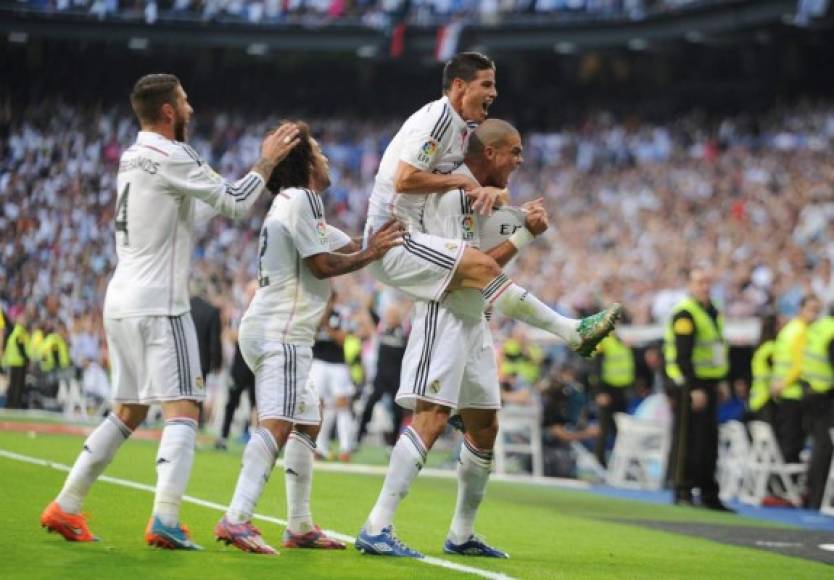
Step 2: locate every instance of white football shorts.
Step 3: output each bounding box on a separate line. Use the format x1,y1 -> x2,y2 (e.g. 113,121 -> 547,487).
106,313 -> 205,404
397,301 -> 501,411
239,339 -> 321,425
365,228 -> 465,303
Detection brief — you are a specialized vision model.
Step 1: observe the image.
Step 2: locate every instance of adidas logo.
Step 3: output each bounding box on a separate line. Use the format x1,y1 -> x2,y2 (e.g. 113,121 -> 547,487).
373,542 -> 393,552
156,457 -> 170,465
285,468 -> 298,476
83,445 -> 92,453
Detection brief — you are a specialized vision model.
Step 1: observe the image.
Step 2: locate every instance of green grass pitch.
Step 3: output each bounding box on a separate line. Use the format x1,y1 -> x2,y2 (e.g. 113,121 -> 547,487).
0,429 -> 829,580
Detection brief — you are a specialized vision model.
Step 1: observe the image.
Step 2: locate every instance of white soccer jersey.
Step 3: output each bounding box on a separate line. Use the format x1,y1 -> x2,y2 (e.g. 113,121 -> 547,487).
367,96 -> 472,231
239,187 -> 340,346
104,131 -> 266,318
421,164 -> 481,247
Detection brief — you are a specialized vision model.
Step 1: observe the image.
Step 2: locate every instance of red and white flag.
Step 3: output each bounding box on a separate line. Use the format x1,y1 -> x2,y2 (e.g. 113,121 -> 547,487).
434,21 -> 464,62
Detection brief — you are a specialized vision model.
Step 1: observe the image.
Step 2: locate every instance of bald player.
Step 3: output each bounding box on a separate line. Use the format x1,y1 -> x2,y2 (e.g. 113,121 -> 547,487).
356,120 -> 560,558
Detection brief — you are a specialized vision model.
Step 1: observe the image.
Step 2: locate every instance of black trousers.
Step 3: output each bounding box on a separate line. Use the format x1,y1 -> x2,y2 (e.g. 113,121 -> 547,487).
5,366 -> 27,409
773,399 -> 805,464
668,380 -> 720,500
805,393 -> 833,509
753,400 -> 776,425
221,380 -> 256,440
594,383 -> 628,467
357,370 -> 403,446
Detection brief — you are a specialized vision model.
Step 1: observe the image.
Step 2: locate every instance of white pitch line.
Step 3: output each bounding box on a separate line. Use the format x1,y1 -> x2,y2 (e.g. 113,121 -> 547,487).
0,448 -> 514,580
298,460 -> 590,490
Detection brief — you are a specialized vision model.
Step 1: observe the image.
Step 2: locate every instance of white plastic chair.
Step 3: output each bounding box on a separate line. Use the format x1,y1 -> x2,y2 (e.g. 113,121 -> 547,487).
495,405 -> 543,477
716,420 -> 750,501
605,413 -> 671,490
738,420 -> 806,507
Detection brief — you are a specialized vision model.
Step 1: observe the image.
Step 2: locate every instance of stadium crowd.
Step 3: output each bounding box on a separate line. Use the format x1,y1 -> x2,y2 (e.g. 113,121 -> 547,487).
2,0 -> 723,26
1,99 -> 834,489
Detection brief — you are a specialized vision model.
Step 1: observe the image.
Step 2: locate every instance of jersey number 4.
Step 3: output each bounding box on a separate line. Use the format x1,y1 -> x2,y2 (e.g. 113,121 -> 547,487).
115,183 -> 130,246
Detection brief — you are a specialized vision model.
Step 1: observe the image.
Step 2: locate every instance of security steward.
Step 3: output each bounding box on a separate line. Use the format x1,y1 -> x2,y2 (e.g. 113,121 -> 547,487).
2,312 -> 31,409
664,268 -> 732,511
593,332 -> 634,466
748,313 -> 779,423
800,303 -> 834,509
771,295 -> 821,464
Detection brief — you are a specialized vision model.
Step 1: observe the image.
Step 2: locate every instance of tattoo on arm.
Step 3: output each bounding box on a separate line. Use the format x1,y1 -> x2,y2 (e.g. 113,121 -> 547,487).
252,157 -> 277,181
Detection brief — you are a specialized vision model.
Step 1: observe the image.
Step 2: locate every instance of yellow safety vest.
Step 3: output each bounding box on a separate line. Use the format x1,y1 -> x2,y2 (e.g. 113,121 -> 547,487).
29,328 -> 45,363
599,334 -> 634,388
664,296 -> 728,383
801,316 -> 834,395
1,323 -> 30,368
772,318 -> 807,400
39,333 -> 71,373
749,340 -> 775,412
501,338 -> 542,384
343,334 -> 364,386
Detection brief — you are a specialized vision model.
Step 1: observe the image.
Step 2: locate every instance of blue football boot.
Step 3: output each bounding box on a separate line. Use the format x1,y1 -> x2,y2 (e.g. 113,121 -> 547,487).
443,535 -> 509,558
355,525 -> 423,558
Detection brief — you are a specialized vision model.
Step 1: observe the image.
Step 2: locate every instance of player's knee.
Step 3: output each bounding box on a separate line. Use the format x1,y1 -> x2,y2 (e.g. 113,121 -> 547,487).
414,406 -> 450,445
114,404 -> 148,431
261,419 -> 293,446
295,424 -> 320,441
460,249 -> 502,288
463,412 -> 499,449
469,423 -> 498,450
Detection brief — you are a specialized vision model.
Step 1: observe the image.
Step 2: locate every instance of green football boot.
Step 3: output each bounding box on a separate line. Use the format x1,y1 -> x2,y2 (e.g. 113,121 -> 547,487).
574,303 -> 623,358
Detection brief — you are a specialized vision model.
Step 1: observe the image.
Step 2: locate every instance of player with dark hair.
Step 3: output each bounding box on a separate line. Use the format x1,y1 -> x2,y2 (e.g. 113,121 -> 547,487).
213,121 -> 403,555
357,53 -> 621,555
40,73 -> 300,549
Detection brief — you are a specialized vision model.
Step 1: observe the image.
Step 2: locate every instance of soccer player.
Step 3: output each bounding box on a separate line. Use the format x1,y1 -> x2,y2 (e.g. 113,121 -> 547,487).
213,121 -> 403,555
356,119 -> 569,558
363,51 -> 619,366
311,294 -> 356,461
40,74 -> 301,549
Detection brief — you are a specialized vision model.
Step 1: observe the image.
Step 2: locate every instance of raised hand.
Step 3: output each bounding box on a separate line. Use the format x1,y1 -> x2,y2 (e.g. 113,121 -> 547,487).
523,197 -> 548,236
261,123 -> 300,166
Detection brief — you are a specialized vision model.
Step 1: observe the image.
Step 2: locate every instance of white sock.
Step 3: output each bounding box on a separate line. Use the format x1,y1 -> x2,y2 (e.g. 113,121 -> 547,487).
56,413 -> 132,514
366,426 -> 427,534
284,431 -> 316,534
226,427 -> 279,524
336,408 -> 353,454
482,273 -> 580,346
153,418 -> 198,527
316,405 -> 335,455
449,437 -> 493,544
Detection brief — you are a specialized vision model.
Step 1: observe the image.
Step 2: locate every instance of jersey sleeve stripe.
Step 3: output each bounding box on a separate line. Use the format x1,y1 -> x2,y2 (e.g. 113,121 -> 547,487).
304,190 -> 323,219
226,174 -> 260,201
430,104 -> 451,141
432,110 -> 453,142
226,173 -> 258,194
177,143 -> 202,166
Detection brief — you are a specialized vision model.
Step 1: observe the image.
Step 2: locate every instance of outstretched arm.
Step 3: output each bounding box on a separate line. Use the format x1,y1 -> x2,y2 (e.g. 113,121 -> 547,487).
164,124 -> 300,219
304,220 -> 404,279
